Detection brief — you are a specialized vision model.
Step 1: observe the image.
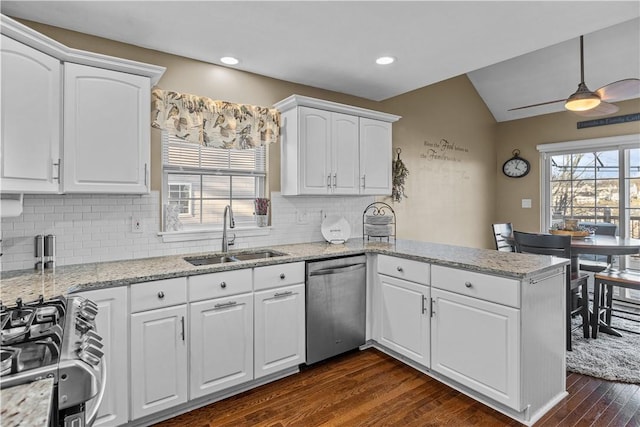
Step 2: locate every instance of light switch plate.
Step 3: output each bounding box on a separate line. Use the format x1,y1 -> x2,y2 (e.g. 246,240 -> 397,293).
522,199 -> 532,209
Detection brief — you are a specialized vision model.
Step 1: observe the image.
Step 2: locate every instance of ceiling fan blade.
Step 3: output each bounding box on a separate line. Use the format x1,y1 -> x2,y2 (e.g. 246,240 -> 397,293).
508,99 -> 566,111
571,101 -> 619,118
596,78 -> 640,102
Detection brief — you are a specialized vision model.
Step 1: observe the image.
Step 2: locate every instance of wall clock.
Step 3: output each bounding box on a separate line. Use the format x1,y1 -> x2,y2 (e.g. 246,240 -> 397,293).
502,149 -> 530,178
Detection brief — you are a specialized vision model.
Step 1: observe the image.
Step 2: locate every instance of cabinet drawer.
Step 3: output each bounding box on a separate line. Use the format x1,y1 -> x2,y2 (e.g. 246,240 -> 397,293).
130,277 -> 187,313
378,255 -> 430,285
431,265 -> 520,308
254,262 -> 305,291
189,269 -> 253,302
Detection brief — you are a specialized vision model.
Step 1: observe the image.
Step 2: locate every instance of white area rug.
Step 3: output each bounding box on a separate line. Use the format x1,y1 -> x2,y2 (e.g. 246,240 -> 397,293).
567,315 -> 640,383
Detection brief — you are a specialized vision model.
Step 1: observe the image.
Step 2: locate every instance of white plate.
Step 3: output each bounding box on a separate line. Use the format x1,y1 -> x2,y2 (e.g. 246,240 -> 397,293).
321,215 -> 351,244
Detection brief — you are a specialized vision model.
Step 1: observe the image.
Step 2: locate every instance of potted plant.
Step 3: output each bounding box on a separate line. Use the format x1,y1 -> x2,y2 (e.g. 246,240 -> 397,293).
255,198 -> 270,227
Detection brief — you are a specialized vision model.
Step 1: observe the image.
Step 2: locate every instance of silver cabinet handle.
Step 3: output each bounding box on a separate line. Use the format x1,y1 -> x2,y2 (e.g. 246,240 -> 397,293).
280,273 -> 286,280
214,301 -> 237,309
53,159 -> 61,182
180,316 -> 185,342
396,266 -> 404,272
332,173 -> 337,189
361,175 -> 366,188
421,295 -> 427,314
327,175 -> 331,189
220,281 -> 227,289
430,298 -> 435,317
157,291 -> 165,299
465,281 -> 473,288
144,163 -> 148,187
274,291 -> 293,298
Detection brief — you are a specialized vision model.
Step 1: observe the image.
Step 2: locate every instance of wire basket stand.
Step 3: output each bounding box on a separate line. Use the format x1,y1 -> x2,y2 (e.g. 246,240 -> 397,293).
362,202 -> 396,242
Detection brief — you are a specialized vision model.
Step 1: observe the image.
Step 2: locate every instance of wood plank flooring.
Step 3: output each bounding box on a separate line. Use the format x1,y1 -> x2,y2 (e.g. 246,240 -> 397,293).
155,348 -> 640,427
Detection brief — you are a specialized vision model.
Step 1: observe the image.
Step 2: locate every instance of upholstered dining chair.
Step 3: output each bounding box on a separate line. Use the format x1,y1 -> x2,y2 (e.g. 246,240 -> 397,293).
492,223 -> 515,252
513,231 -> 590,351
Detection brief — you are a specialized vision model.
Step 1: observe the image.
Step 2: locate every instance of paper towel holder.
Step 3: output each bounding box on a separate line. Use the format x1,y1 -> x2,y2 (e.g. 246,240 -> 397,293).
0,194 -> 24,218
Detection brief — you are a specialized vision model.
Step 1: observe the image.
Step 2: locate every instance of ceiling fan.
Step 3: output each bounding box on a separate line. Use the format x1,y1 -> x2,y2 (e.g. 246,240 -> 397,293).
509,35 -> 640,117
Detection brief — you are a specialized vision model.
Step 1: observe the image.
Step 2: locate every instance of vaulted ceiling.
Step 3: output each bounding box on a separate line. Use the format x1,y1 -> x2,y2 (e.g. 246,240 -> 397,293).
2,1 -> 639,122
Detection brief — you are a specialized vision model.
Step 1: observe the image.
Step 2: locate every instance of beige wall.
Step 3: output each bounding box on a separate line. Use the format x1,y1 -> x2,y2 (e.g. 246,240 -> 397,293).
381,76 -> 498,249
495,98 -> 640,233
19,18 -> 638,250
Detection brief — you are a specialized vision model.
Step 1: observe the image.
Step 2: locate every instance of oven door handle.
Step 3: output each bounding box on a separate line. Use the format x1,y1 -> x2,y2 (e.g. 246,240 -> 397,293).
85,356 -> 107,427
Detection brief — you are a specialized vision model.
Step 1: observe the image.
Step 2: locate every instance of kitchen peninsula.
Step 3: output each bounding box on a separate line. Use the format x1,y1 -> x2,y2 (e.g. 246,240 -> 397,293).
1,239 -> 568,426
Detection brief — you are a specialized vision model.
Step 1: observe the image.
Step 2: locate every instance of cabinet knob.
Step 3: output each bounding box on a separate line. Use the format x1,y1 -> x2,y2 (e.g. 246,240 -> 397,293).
465,281 -> 472,288
157,291 -> 165,299
220,281 -> 227,289
397,266 -> 404,272
280,273 -> 286,279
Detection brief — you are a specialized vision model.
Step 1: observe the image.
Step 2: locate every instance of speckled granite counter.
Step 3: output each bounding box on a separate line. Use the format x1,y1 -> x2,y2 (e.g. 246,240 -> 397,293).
1,239 -> 568,302
0,377 -> 54,427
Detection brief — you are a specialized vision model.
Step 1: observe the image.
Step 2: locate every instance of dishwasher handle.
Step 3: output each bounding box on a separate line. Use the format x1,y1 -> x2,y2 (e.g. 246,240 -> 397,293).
308,263 -> 365,276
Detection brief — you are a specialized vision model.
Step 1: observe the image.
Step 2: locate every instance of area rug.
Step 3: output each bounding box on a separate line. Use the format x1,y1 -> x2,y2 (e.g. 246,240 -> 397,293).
567,314 -> 640,383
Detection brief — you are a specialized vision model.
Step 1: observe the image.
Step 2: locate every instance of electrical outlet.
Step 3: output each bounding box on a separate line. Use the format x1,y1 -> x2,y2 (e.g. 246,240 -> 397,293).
131,216 -> 144,233
296,209 -> 309,224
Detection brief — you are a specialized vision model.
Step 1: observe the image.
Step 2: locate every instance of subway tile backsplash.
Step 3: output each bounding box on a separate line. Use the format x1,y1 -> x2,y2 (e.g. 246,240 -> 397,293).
0,192 -> 374,272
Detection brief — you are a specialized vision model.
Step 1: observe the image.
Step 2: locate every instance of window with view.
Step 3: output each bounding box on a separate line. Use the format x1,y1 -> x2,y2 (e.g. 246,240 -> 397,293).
162,132 -> 266,229
539,135 -> 640,302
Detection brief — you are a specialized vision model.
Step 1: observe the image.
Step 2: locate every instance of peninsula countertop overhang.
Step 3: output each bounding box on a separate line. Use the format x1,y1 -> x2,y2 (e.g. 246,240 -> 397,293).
0,239 -> 569,302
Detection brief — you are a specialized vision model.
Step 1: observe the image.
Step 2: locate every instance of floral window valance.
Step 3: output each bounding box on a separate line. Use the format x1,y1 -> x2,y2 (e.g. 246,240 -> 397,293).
151,88 -> 280,149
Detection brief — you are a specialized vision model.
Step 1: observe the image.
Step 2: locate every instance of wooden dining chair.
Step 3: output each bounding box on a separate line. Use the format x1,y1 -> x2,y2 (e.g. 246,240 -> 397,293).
513,231 -> 590,351
578,222 -> 617,273
492,223 -> 515,252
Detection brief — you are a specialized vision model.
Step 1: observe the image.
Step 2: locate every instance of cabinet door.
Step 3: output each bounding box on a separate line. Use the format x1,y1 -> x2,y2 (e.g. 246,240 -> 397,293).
77,287 -> 128,427
63,63 -> 150,193
190,293 -> 253,399
130,305 -> 187,420
431,288 -> 521,410
360,118 -> 392,195
1,35 -> 61,193
254,284 -> 305,379
378,275 -> 430,367
331,113 -> 360,195
299,107 -> 331,194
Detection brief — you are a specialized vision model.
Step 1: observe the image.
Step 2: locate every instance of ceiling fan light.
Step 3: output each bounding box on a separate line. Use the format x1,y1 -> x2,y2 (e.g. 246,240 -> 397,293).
564,82 -> 601,111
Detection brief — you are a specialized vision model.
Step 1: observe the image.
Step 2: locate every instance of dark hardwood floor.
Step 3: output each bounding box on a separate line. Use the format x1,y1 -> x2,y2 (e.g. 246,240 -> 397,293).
155,349 -> 640,427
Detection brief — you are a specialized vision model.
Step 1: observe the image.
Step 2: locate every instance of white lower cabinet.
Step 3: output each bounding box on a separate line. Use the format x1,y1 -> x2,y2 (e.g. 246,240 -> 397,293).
189,293 -> 254,399
76,287 -> 128,427
254,284 -> 306,379
431,288 -> 520,409
130,304 -> 188,420
378,274 -> 430,367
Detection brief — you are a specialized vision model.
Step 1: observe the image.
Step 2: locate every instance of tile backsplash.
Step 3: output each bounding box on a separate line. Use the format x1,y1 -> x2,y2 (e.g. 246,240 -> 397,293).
0,192 -> 374,271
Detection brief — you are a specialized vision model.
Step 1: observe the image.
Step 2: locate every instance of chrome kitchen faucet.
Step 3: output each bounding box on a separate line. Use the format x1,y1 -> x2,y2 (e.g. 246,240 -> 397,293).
222,205 -> 235,252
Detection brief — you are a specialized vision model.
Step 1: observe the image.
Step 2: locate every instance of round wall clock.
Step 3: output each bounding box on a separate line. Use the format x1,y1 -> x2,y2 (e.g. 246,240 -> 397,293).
502,149 -> 530,178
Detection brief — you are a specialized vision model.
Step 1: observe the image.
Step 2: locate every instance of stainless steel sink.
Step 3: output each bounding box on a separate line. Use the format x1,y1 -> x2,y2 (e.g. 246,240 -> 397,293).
184,250 -> 287,266
230,250 -> 287,261
184,255 -> 237,266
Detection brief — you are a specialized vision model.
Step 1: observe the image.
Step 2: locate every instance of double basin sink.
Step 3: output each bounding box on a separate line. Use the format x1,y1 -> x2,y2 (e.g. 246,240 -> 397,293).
184,250 -> 288,266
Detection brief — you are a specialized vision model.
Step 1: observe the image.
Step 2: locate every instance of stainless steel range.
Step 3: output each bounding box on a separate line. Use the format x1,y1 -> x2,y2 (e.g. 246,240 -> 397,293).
1,295 -> 106,427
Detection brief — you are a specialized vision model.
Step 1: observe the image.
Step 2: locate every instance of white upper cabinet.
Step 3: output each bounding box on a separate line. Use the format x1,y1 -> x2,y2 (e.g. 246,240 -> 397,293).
360,118 -> 392,195
63,63 -> 150,193
1,34 -> 61,193
275,95 -> 400,196
0,14 -> 165,195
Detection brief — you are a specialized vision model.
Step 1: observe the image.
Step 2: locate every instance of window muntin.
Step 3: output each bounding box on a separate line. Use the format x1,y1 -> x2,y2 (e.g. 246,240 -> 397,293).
162,133 -> 266,229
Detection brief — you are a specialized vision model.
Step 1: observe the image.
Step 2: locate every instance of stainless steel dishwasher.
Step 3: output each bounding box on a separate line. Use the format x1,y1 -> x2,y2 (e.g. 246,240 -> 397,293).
306,255 -> 367,364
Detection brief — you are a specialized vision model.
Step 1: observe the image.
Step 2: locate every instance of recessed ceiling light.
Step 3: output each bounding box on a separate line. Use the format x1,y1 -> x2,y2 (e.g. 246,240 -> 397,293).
376,56 -> 395,65
220,56 -> 239,65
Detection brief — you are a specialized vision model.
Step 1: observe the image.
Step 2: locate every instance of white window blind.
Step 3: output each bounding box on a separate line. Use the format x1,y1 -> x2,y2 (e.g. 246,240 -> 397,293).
162,132 -> 266,229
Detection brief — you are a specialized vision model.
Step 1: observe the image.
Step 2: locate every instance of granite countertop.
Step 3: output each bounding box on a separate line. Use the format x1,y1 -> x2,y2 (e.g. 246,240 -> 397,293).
0,239 -> 568,302
0,377 -> 54,427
